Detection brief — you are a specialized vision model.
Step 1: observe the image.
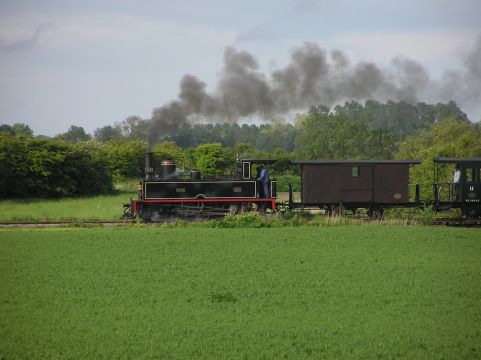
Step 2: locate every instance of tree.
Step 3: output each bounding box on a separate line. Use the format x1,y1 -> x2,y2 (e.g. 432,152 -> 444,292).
434,101 -> 469,123
395,117 -> 481,199
169,124 -> 194,148
94,125 -> 123,142
57,125 -> 92,142
295,105 -> 397,160
335,100 -> 436,137
116,116 -> 149,140
255,120 -> 297,152
152,141 -> 190,171
72,141 -> 113,195
11,123 -> 34,137
106,140 -> 146,181
0,124 -> 14,135
0,123 -> 34,137
193,143 -> 227,176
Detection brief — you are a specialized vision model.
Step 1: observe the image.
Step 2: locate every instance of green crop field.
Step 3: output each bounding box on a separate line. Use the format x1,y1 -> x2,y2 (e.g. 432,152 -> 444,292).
1,226 -> 480,359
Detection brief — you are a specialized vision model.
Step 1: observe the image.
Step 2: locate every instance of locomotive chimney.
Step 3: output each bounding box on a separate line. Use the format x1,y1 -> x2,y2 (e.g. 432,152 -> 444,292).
145,152 -> 154,180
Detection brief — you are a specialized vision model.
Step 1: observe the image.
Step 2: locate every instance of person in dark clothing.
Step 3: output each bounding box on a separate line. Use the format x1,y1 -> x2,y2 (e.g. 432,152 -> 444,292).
257,165 -> 269,198
255,166 -> 263,197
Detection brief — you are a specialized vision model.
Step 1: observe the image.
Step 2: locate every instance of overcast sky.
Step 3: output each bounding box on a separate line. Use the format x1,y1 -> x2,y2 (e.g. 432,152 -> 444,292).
1,0 -> 480,136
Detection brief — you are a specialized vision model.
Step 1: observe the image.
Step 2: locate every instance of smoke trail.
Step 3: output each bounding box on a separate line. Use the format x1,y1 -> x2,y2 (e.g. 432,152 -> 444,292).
149,101 -> 187,148
148,37 -> 481,147
149,47 -> 275,147
436,36 -> 481,118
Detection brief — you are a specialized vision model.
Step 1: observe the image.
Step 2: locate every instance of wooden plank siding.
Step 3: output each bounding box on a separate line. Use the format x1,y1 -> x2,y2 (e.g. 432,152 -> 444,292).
301,163 -> 411,205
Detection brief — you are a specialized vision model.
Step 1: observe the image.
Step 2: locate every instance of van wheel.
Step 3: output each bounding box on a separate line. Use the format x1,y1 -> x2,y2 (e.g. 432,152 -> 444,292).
367,207 -> 384,219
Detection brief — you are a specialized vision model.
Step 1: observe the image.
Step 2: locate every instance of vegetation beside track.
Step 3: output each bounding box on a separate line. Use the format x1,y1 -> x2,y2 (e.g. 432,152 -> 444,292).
0,186 -> 457,225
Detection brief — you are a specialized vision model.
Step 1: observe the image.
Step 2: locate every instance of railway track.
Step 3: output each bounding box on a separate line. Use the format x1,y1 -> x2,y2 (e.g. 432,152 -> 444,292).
430,217 -> 481,227
0,217 -> 480,228
0,220 -> 136,228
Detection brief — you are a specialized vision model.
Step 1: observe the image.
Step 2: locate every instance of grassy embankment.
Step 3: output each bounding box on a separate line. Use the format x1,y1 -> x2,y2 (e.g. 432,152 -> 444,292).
0,182 -> 137,222
1,226 -> 480,359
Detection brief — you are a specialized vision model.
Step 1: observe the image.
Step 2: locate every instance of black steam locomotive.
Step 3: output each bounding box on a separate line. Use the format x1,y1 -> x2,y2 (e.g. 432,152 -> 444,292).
125,152 -> 277,222
124,153 -> 481,221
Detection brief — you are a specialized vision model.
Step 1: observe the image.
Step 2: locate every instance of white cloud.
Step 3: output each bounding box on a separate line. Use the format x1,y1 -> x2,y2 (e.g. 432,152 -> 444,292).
0,14 -> 50,46
0,13 -> 237,53
333,28 -> 479,75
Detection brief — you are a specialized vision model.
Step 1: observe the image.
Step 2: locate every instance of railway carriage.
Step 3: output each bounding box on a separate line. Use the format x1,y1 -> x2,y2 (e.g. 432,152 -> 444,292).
288,160 -> 421,217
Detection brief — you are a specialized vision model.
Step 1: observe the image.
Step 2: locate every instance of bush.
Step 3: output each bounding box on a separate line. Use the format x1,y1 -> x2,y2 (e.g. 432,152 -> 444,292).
0,134 -> 113,198
208,213 -> 271,228
106,140 -> 146,181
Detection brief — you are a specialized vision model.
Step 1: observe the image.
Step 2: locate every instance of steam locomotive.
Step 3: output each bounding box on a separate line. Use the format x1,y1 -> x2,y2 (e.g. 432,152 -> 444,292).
124,152 -> 277,222
123,153 -> 481,221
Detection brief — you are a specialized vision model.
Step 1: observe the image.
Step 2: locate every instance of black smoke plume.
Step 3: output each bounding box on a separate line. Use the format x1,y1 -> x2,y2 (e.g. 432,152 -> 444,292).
148,37 -> 481,148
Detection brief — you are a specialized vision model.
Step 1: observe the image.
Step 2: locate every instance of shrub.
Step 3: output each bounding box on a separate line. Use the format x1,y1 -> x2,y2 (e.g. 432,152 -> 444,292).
208,213 -> 271,228
0,134 -> 113,198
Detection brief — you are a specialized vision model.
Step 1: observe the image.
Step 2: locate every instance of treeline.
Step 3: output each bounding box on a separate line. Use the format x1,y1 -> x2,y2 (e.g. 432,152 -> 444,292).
1,100 -> 479,199
95,100 -> 469,152
3,100 -> 468,152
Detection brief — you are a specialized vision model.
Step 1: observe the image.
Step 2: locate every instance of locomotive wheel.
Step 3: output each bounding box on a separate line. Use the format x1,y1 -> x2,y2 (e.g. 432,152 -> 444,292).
257,202 -> 267,214
462,206 -> 481,218
229,204 -> 240,215
139,209 -> 154,223
140,204 -> 175,222
241,203 -> 252,213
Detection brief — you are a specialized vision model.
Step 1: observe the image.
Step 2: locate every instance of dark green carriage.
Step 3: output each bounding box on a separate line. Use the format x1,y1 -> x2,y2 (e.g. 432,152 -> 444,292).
434,157 -> 481,218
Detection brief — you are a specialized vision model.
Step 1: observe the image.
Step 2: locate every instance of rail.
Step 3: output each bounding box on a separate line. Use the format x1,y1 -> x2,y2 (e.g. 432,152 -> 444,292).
1,217 -> 479,227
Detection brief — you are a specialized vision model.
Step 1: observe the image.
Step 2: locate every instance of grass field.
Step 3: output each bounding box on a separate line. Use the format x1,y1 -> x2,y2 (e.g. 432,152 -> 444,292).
1,226 -> 480,359
0,192 -> 136,222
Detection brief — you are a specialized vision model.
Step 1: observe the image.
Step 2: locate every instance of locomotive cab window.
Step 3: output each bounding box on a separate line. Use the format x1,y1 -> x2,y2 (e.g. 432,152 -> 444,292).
466,167 -> 475,183
474,167 -> 481,183
352,166 -> 360,177
242,162 -> 251,179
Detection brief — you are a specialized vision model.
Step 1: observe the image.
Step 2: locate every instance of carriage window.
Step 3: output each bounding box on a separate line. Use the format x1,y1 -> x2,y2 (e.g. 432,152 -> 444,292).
352,166 -> 360,177
466,168 -> 475,182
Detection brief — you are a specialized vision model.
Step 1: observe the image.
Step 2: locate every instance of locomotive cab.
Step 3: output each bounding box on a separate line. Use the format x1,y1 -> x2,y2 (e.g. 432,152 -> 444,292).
237,158 -> 277,198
